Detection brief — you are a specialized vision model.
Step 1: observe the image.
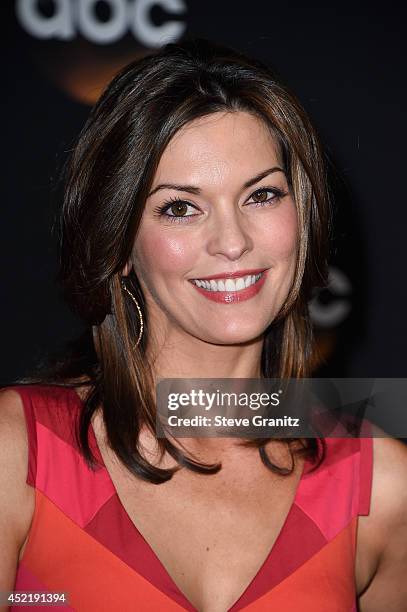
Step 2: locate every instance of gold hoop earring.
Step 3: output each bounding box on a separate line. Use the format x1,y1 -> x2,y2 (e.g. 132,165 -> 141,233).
120,279 -> 144,347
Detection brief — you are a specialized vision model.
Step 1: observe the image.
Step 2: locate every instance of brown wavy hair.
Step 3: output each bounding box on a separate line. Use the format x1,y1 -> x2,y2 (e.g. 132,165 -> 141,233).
55,38 -> 330,483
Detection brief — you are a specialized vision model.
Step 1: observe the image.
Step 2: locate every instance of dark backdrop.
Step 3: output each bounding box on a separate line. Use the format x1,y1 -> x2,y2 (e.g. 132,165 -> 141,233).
1,0 -> 406,383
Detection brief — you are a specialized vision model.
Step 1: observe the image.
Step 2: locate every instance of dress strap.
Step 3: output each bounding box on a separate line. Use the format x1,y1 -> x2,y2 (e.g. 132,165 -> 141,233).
358,436 -> 373,516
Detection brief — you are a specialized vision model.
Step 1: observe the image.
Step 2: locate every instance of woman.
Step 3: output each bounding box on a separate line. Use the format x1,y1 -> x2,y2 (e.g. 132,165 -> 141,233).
1,38 -> 406,611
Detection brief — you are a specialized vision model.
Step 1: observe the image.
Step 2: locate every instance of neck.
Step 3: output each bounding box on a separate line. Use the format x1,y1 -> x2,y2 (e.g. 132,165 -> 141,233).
148,331 -> 264,381
141,327 -> 265,458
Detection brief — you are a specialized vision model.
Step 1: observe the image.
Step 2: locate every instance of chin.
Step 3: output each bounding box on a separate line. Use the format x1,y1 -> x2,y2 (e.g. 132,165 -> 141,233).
201,323 -> 266,346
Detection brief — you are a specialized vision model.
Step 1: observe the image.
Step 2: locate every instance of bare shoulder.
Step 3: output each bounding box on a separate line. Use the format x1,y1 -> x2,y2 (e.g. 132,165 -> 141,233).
0,388 -> 31,486
0,387 -> 28,435
357,436 -> 407,611
0,389 -> 35,591
370,436 -> 407,529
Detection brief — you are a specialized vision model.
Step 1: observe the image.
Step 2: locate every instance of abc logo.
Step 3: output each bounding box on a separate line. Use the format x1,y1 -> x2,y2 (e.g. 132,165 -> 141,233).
309,266 -> 352,328
16,0 -> 187,46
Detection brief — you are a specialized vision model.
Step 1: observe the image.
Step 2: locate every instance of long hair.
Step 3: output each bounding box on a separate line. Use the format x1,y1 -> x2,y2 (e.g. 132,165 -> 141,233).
48,38 -> 330,482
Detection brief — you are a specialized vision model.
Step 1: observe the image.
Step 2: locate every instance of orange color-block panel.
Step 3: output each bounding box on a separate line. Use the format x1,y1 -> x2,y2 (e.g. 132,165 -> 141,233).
23,490 -> 186,612
243,518 -> 357,612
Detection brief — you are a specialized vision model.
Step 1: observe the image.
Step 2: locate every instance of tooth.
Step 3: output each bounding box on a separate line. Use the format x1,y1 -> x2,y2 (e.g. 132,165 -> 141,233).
244,276 -> 251,288
210,280 -> 217,291
218,280 -> 225,291
251,275 -> 256,285
196,280 -> 203,288
225,279 -> 236,292
203,281 -> 210,290
235,277 -> 245,290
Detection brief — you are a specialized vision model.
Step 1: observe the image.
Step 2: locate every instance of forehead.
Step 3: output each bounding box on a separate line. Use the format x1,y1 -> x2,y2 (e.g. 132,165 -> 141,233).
152,111 -> 281,185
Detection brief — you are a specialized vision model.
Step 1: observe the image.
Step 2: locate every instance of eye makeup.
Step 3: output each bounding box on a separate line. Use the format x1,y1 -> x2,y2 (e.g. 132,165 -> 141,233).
152,186 -> 288,224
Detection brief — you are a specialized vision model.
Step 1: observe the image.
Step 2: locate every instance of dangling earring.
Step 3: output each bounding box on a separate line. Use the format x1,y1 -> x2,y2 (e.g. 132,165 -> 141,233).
120,278 -> 144,347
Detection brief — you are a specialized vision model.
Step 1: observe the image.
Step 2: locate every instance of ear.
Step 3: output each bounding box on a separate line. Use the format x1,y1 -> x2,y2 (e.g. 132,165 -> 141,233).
122,259 -> 133,277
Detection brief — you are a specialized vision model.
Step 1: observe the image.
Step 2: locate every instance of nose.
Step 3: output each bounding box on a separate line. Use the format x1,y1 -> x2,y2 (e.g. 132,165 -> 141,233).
206,206 -> 253,261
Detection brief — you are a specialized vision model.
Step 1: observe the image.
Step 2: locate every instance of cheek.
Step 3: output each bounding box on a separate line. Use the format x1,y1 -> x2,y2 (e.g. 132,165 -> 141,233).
134,229 -> 197,279
259,203 -> 299,262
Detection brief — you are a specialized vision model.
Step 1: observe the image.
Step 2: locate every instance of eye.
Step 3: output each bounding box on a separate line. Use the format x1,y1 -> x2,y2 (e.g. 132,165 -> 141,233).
153,197 -> 200,223
152,186 -> 288,224
247,187 -> 287,207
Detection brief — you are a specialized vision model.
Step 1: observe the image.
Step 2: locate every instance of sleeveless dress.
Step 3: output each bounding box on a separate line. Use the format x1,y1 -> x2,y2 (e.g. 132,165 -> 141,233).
9,384 -> 373,612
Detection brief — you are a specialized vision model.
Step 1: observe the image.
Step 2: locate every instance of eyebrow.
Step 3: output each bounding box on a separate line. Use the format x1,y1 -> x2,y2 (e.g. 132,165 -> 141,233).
147,166 -> 285,198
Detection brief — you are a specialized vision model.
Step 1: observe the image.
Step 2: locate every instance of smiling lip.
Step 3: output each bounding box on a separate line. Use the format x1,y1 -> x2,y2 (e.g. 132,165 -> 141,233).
189,269 -> 269,304
190,268 -> 267,281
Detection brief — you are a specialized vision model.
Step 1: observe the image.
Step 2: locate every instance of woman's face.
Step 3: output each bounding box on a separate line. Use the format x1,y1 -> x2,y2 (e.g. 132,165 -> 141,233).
131,111 -> 298,346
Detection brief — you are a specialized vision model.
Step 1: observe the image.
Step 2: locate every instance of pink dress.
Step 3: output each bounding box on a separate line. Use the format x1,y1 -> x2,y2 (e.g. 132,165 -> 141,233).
9,384 -> 373,611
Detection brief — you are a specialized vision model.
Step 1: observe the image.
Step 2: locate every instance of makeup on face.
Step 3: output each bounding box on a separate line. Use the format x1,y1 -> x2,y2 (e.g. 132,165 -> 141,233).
132,111 -> 298,346
189,269 -> 269,304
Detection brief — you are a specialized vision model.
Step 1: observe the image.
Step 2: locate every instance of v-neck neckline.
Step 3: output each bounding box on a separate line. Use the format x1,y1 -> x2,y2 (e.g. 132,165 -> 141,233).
73,388 -> 310,611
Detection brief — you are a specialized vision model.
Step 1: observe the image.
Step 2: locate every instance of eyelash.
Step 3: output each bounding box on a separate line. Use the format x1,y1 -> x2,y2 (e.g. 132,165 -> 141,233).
152,187 -> 288,224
